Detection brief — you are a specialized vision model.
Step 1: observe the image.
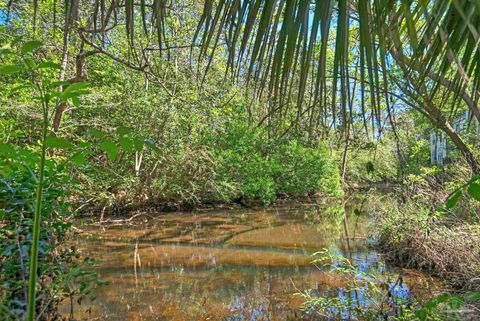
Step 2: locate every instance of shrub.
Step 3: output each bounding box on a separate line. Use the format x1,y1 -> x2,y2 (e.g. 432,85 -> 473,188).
209,124 -> 342,204
0,146 -> 99,320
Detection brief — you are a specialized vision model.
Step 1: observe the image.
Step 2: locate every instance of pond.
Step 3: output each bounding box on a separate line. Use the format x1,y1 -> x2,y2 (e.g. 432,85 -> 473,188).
64,203 -> 440,320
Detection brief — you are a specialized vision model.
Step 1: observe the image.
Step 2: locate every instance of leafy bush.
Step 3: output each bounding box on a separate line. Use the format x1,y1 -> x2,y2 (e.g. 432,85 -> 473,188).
0,146 -> 100,320
273,140 -> 342,197
209,124 -> 342,204
0,39 -> 100,320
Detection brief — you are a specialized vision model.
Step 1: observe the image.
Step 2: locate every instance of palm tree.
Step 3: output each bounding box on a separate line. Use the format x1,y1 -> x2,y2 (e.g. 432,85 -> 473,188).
191,0 -> 480,172
9,1 -> 479,171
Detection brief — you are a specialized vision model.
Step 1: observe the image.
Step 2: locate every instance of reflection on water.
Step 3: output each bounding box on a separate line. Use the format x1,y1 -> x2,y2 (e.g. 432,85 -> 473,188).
64,204 -> 439,320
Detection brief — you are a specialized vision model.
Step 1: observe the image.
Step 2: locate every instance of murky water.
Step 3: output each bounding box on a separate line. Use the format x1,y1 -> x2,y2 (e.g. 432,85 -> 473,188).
64,204 -> 440,320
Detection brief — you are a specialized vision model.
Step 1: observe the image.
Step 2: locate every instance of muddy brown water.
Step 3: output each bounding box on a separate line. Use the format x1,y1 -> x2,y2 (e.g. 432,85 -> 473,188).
63,205 -> 440,320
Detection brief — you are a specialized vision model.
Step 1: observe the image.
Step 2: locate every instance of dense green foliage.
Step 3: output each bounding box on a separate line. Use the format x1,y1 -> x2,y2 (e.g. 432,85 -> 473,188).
208,124 -> 342,203
0,144 -> 99,320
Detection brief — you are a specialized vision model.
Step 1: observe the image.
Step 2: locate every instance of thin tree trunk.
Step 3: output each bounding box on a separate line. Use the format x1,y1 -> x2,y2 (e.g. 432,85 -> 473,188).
440,119 -> 480,175
52,0 -> 73,133
389,39 -> 480,175
52,49 -> 93,132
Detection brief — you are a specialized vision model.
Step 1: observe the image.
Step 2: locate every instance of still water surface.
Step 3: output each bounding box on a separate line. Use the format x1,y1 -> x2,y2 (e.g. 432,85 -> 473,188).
66,204 -> 439,320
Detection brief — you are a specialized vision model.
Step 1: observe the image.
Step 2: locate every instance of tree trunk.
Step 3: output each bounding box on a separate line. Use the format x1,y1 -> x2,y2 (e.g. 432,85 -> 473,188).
425,98 -> 480,175
440,121 -> 480,175
52,51 -> 90,132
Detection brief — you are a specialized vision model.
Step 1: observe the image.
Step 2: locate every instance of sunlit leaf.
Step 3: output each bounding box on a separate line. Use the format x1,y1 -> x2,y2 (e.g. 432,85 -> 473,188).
64,82 -> 90,93
71,96 -> 81,107
0,48 -> 14,56
0,65 -> 22,75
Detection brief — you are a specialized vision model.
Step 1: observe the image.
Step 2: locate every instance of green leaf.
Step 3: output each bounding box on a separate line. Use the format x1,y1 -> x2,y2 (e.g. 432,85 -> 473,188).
21,40 -> 43,54
0,48 -> 14,56
119,137 -> 134,152
0,144 -> 15,155
134,138 -> 144,152
449,295 -> 463,309
11,36 -> 23,46
64,82 -> 90,93
24,57 -> 36,68
366,161 -> 375,174
89,128 -> 106,138
446,190 -> 462,209
71,153 -> 86,165
44,136 -> 74,149
466,291 -> 480,301
467,183 -> 480,201
100,140 -> 118,161
0,65 -> 22,75
414,309 -> 427,321
71,96 -> 81,107
38,61 -> 62,70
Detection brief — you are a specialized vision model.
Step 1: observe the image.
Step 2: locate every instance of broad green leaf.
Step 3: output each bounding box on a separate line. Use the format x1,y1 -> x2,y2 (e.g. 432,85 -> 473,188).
71,96 -> 81,107
89,128 -> 106,138
100,140 -> 118,161
44,136 -> 74,149
21,40 -> 43,54
0,65 -> 22,75
134,138 -> 144,152
119,137 -> 134,152
38,61 -> 62,70
0,144 -> 15,155
79,142 -> 93,148
467,183 -> 480,201
446,190 -> 462,209
24,57 -> 36,68
64,82 -> 90,93
71,153 -> 86,165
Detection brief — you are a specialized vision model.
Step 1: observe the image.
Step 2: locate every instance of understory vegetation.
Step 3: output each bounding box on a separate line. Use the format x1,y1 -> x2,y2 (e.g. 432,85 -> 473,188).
372,173 -> 480,292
